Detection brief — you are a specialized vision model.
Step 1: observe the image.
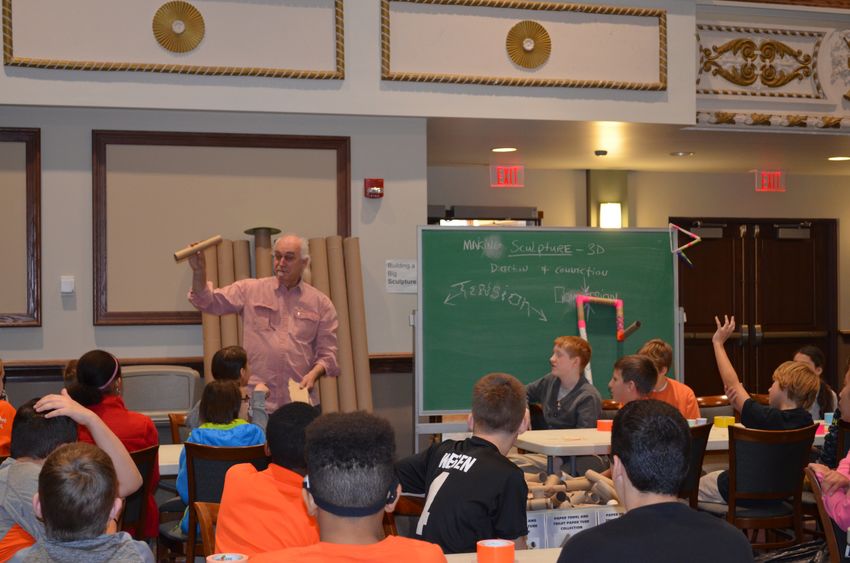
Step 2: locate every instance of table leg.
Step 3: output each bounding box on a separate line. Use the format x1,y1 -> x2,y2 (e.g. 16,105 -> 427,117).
547,456 -> 554,474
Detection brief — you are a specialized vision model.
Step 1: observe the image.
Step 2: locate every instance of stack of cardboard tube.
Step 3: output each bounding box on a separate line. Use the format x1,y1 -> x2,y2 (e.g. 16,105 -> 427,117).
200,235 -> 373,413
524,470 -> 619,511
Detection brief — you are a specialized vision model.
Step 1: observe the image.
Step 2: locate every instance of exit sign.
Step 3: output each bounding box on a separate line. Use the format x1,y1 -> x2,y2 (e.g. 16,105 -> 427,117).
754,170 -> 785,192
490,165 -> 525,188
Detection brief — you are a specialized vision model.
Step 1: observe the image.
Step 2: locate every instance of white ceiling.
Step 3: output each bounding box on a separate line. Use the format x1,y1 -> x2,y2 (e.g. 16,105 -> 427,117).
427,118 -> 850,176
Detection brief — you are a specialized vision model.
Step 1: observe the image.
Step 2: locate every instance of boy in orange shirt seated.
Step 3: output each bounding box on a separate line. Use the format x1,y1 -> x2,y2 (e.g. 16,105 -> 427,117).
0,359 -> 15,457
251,412 -> 446,562
639,339 -> 699,419
216,402 -> 320,555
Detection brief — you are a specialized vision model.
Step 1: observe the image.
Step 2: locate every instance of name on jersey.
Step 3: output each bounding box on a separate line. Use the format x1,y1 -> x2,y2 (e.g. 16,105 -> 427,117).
437,452 -> 477,473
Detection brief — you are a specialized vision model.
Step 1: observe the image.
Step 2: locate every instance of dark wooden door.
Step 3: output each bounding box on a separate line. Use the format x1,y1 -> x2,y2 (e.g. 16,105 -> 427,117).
671,218 -> 837,397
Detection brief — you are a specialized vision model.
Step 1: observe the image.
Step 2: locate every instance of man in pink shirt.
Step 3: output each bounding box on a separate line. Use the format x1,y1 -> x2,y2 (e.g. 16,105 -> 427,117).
188,234 -> 339,411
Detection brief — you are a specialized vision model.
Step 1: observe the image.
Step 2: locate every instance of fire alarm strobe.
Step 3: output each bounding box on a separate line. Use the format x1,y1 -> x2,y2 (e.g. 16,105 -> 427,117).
364,178 -> 384,198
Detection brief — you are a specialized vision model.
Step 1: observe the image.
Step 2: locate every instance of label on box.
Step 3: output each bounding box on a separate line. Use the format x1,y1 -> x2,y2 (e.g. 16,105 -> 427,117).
525,511 -> 546,549
595,505 -> 625,524
548,508 -> 596,548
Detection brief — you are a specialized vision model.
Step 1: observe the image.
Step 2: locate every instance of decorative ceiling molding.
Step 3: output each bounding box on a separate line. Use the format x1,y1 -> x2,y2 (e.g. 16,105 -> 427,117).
697,24 -> 824,99
696,111 -> 850,130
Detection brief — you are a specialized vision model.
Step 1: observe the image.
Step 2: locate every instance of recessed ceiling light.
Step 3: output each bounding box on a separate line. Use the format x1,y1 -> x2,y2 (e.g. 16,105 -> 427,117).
491,147 -> 517,153
670,151 -> 695,157
828,156 -> 850,161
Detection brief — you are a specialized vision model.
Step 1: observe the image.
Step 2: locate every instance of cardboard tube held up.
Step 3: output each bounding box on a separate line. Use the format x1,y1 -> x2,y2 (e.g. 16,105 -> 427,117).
309,237 -> 339,413
174,235 -> 223,262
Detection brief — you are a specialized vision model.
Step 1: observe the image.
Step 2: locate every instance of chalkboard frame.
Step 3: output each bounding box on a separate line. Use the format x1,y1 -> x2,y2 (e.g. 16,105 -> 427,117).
415,226 -> 680,416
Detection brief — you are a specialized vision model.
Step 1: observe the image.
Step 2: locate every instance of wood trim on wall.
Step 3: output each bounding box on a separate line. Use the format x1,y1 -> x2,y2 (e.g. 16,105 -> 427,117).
726,0 -> 850,7
92,130 -> 351,326
0,128 -> 40,327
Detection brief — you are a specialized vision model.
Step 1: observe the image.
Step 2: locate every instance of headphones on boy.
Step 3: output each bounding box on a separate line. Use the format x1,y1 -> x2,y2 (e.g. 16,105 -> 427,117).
303,474 -> 399,517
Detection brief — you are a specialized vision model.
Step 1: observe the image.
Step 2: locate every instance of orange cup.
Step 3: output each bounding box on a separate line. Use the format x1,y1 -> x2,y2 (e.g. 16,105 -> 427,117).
477,539 -> 514,563
596,419 -> 613,431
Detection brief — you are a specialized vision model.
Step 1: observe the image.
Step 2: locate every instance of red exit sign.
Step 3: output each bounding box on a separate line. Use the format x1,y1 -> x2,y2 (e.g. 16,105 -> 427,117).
490,165 -> 525,188
754,170 -> 785,192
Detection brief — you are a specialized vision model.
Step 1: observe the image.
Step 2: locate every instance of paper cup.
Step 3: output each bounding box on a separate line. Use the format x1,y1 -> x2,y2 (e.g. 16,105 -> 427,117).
596,419 -> 613,431
687,419 -> 696,427
696,418 -> 707,426
477,539 -> 514,563
825,412 -> 835,425
206,554 -> 248,562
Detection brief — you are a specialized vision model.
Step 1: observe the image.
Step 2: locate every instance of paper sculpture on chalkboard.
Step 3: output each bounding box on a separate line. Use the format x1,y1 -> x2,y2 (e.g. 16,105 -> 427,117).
668,223 -> 701,267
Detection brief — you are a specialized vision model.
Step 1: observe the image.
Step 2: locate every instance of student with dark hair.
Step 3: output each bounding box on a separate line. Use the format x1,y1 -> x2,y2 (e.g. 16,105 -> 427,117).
216,402 -> 320,555
0,359 -> 16,457
175,380 -> 265,534
607,354 -> 657,406
67,349 -> 159,538
640,339 -> 699,419
794,345 -> 837,421
396,373 -> 530,554
558,400 -> 753,563
525,336 -> 601,429
251,412 -> 445,562
185,345 -> 269,431
10,442 -> 153,563
0,392 -> 142,560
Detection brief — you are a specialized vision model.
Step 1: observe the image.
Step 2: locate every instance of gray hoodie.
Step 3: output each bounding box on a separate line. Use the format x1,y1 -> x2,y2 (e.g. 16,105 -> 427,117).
10,531 -> 154,563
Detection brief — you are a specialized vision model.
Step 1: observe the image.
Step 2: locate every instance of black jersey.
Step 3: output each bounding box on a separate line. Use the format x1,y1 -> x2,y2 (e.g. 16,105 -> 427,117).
395,436 -> 528,554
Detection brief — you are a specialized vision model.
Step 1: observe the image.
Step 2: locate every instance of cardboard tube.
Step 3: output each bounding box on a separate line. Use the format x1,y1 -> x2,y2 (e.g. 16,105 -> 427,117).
544,474 -> 561,487
524,473 -> 542,484
309,238 -> 338,413
202,246 -> 221,383
327,236 -> 357,412
174,235 -> 222,262
244,227 -> 280,278
217,240 -> 239,348
343,238 -> 373,412
563,477 -> 592,491
526,498 -> 551,511
233,241 -> 251,347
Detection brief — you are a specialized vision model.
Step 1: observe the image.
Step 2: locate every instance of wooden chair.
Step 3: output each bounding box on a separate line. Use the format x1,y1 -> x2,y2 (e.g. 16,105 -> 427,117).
698,424 -> 817,551
600,400 -> 621,420
167,412 -> 188,444
678,423 -> 713,508
749,393 -> 770,406
119,444 -> 158,540
194,501 -> 220,557
157,444 -> 267,562
696,395 -> 734,420
382,495 -> 426,537
803,467 -> 842,563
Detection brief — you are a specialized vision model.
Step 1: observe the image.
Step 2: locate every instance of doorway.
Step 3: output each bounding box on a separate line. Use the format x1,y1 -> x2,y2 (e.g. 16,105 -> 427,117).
670,217 -> 838,397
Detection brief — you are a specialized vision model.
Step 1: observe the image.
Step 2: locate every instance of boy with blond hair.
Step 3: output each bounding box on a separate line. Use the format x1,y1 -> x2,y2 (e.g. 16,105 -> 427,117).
397,373 -> 530,554
526,336 -> 601,429
639,339 -> 699,419
698,315 -> 818,504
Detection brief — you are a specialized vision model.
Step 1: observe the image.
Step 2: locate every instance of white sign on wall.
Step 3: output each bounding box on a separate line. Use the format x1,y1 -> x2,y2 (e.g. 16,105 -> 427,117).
386,260 -> 417,293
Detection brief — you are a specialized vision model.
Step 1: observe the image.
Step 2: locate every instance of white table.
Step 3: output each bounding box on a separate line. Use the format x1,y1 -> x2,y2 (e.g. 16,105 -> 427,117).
515,424 -> 826,474
446,547 -> 561,562
158,443 -> 182,476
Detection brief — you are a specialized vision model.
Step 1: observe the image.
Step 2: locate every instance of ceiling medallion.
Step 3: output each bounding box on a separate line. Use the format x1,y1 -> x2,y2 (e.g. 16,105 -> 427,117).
506,20 -> 551,70
153,1 -> 205,53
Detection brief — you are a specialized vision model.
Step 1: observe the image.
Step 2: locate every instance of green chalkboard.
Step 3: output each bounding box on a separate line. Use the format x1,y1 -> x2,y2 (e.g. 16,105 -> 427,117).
417,227 -> 677,413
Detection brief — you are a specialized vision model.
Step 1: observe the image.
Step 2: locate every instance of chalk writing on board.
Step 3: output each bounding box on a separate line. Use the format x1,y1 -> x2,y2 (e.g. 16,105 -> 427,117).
443,280 -> 548,322
539,265 -> 609,277
555,286 -> 620,305
460,237 -> 606,259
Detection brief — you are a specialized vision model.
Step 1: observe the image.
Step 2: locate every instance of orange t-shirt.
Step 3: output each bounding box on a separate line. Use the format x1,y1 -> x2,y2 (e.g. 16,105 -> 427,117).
0,524 -> 34,562
215,463 -> 319,556
0,402 -> 16,458
650,377 -> 700,419
249,536 -> 446,563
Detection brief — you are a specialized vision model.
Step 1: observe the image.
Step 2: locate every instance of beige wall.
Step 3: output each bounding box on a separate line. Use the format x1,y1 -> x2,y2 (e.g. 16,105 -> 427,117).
0,106 -> 426,360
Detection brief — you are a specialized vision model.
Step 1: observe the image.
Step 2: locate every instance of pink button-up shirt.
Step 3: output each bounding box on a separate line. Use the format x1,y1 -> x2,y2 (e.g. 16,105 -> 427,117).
189,277 -> 339,410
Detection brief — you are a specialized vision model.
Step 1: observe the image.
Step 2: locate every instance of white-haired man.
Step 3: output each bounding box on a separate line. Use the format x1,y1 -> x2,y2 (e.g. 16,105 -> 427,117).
188,234 -> 339,410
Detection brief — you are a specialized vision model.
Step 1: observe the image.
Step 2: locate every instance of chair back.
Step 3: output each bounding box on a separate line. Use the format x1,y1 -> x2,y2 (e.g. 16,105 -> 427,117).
803,467 -> 841,563
121,365 -> 201,421
678,423 -> 713,508
837,419 -> 850,463
697,395 -> 734,420
383,495 -> 426,537
121,444 -> 159,539
748,393 -> 770,406
729,425 -> 816,501
168,412 -> 189,444
194,502 -> 220,557
600,400 -> 621,420
185,443 -> 268,560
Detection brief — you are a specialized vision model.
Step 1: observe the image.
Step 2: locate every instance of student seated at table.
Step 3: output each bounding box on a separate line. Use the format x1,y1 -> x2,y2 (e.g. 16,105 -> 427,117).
558,400 -> 753,563
68,349 -> 159,538
396,372 -> 529,554
0,392 -> 143,560
0,359 -> 16,458
175,379 -> 266,534
815,357 -> 850,468
793,345 -> 837,422
250,412 -> 446,562
525,336 -> 601,429
186,345 -> 269,432
11,442 -> 154,563
698,315 -> 818,504
607,355 -> 657,406
639,339 -> 699,419
216,402 -> 320,556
